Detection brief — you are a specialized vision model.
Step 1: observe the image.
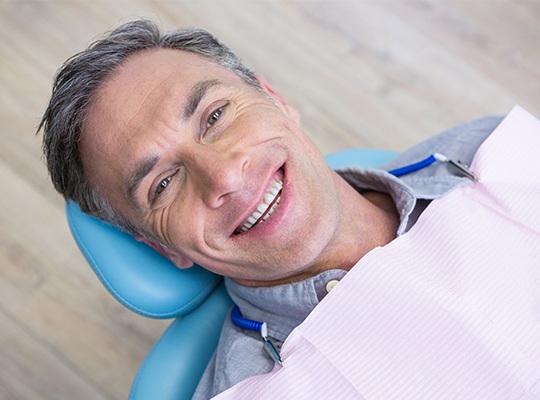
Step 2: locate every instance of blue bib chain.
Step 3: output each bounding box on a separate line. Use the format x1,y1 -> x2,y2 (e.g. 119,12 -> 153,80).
388,152 -> 478,181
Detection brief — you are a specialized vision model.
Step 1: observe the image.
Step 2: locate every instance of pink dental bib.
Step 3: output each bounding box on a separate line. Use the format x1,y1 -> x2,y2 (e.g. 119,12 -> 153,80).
215,106 -> 540,400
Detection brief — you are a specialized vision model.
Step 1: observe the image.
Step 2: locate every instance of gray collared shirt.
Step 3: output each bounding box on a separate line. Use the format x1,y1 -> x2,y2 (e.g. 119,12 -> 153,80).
193,115 -> 503,399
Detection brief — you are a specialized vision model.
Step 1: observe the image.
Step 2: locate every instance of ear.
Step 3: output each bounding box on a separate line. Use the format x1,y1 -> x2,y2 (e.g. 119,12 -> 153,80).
135,235 -> 194,269
256,74 -> 301,125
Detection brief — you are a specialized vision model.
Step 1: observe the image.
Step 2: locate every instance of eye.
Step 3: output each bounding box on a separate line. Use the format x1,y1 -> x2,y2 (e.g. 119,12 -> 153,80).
200,102 -> 231,143
150,169 -> 185,207
207,106 -> 224,127
155,176 -> 172,196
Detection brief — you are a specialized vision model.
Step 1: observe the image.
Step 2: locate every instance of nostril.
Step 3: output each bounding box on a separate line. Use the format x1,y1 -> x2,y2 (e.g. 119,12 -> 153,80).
197,150 -> 247,208
242,158 -> 250,174
202,171 -> 243,208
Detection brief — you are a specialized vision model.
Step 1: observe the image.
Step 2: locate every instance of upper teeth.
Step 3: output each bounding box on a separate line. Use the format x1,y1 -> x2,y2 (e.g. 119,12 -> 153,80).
239,180 -> 283,233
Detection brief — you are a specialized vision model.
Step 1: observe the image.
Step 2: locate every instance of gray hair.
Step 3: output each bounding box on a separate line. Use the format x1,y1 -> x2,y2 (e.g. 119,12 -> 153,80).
39,19 -> 260,237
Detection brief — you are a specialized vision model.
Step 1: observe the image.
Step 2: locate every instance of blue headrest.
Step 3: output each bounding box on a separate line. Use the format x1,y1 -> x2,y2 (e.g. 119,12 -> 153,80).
66,202 -> 222,318
66,149 -> 397,319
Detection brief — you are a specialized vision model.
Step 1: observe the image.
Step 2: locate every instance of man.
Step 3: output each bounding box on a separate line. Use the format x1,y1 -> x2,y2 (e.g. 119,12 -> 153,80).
39,19 -> 502,398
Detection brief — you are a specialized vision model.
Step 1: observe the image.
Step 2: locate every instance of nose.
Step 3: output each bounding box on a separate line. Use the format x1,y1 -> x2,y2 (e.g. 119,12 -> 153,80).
189,148 -> 249,208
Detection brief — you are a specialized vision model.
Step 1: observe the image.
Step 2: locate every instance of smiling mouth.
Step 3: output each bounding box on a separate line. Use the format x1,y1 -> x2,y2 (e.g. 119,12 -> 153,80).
235,178 -> 283,234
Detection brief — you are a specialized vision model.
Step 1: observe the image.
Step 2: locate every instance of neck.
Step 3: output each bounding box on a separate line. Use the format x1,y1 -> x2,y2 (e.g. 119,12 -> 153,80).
317,175 -> 400,273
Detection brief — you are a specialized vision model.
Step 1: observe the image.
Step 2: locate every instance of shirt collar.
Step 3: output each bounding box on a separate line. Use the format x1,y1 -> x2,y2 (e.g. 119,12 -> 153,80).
337,167 -> 417,235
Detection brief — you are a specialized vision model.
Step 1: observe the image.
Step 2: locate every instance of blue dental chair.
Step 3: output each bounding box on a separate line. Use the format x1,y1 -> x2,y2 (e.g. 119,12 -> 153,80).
66,149 -> 397,400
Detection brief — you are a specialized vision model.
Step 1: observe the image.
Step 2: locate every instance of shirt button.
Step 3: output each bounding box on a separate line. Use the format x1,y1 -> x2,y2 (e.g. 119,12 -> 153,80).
325,279 -> 340,293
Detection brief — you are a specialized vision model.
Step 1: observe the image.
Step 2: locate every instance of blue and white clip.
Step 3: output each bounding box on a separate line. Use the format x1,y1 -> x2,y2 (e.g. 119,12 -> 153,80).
231,305 -> 283,366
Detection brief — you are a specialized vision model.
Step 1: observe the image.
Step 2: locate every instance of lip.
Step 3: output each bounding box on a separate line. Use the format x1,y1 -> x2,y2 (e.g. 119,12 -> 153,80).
230,164 -> 287,237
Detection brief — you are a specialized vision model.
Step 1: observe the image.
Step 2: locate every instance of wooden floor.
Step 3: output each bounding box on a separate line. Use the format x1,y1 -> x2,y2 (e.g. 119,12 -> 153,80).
1,1 -> 540,398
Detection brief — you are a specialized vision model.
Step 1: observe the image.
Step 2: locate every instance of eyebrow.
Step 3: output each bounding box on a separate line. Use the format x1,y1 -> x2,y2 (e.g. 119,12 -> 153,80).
182,79 -> 222,121
124,79 -> 223,209
125,155 -> 159,209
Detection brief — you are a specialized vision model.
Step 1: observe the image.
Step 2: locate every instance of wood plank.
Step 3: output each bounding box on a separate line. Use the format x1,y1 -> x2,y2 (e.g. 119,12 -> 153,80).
0,309 -> 107,400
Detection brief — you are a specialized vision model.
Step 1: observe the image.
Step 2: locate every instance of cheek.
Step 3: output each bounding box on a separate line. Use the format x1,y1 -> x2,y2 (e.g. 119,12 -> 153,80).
234,106 -> 289,140
162,204 -> 194,245
161,195 -> 215,256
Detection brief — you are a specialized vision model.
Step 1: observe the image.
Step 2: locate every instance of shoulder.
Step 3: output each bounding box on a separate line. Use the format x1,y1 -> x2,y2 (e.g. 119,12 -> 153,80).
193,317 -> 275,399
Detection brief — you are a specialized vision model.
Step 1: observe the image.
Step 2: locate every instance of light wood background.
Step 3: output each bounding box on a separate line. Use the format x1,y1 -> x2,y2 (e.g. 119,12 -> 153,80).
1,1 -> 540,399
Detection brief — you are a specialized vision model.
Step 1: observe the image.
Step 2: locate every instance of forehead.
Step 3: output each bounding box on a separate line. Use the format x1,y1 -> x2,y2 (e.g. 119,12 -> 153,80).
92,47 -> 242,123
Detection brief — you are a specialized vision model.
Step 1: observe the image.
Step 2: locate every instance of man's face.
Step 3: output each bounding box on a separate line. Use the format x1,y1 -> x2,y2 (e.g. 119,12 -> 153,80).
81,48 -> 345,284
